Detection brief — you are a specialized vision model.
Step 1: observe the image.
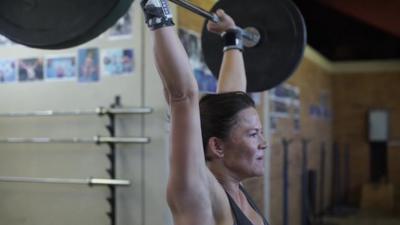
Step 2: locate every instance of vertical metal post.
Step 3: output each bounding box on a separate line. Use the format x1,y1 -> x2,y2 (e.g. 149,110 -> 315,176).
106,96 -> 121,225
282,138 -> 292,225
301,139 -> 311,225
343,143 -> 350,204
319,142 -> 326,217
332,142 -> 341,206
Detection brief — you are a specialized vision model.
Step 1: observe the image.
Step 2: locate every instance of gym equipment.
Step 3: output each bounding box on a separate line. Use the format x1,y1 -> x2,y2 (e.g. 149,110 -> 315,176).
169,0 -> 306,91
319,142 -> 326,216
282,138 -> 293,225
0,0 -> 306,91
170,0 -> 261,47
301,139 -> 311,225
0,136 -> 150,144
201,0 -> 307,92
0,176 -> 130,186
0,0 -> 134,49
0,107 -> 152,117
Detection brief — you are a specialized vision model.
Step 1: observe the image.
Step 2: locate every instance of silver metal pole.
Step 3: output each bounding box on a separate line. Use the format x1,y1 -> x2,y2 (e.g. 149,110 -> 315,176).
97,136 -> 150,144
169,0 -> 220,22
0,176 -> 130,186
0,136 -> 150,144
0,107 -> 152,117
168,0 -> 261,47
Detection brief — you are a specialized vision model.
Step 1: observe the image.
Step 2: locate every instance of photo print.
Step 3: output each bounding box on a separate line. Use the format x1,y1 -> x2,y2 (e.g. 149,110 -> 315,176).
18,58 -> 44,82
102,48 -> 134,76
178,28 -> 217,93
270,98 -> 290,118
270,116 -> 278,133
78,48 -> 100,83
308,91 -> 331,120
109,8 -> 133,39
45,55 -> 76,81
0,59 -> 17,83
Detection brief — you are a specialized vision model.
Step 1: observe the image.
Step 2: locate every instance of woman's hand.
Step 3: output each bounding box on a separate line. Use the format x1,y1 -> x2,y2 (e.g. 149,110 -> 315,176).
206,9 -> 236,35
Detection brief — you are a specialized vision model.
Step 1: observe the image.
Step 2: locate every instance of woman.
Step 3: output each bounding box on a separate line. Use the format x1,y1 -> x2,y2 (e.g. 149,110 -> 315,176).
141,0 -> 268,224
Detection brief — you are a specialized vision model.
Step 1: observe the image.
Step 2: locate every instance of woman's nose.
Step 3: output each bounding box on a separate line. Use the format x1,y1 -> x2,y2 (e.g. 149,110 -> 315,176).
258,135 -> 267,150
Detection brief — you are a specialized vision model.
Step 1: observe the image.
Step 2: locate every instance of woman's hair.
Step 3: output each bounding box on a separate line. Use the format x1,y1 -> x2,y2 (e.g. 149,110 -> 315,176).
199,91 -> 255,160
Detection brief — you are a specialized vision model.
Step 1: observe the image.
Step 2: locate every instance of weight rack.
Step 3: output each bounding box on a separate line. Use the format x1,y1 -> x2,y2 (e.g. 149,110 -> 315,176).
0,96 -> 152,225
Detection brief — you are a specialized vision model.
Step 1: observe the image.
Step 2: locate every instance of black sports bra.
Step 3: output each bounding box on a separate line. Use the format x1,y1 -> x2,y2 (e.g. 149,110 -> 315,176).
226,185 -> 269,225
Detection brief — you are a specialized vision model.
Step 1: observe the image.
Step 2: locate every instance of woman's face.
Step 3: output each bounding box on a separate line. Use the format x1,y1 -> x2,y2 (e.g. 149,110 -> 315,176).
222,107 -> 267,180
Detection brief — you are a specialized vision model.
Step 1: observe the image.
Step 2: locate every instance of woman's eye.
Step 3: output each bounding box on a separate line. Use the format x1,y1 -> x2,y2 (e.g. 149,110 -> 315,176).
250,133 -> 257,137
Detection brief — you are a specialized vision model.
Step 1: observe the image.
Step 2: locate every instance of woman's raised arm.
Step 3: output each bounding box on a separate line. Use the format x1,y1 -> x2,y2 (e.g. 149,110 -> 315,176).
207,10 -> 247,93
141,0 -> 210,215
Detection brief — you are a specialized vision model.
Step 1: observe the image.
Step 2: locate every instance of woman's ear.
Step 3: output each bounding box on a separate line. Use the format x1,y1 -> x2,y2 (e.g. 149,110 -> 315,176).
208,137 -> 225,159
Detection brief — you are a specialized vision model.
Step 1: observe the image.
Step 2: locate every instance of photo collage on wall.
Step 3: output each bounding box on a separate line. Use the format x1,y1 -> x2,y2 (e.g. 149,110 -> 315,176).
269,83 -> 301,133
0,8 -> 135,85
178,28 -> 217,93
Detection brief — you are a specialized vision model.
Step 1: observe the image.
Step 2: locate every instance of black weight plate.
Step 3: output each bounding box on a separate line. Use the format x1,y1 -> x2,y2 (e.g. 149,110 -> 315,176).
201,0 -> 307,92
0,0 -> 118,48
33,0 -> 134,49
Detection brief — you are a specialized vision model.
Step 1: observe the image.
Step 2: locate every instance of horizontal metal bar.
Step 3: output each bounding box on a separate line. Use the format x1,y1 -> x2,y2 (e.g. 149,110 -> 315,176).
169,0 -> 219,23
90,179 -> 130,186
0,136 -> 150,144
0,107 -> 153,117
0,176 -> 131,186
97,136 -> 150,144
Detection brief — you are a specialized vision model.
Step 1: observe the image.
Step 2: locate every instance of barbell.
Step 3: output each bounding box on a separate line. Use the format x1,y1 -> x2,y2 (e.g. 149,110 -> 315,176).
0,0 -> 306,92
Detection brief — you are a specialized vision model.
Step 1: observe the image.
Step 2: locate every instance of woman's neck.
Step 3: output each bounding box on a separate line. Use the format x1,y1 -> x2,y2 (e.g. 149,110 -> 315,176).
207,160 -> 243,199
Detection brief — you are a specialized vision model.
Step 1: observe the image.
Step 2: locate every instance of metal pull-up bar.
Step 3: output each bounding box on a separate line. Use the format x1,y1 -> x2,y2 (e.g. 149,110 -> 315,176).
0,176 -> 130,186
0,136 -> 150,144
0,107 -> 153,117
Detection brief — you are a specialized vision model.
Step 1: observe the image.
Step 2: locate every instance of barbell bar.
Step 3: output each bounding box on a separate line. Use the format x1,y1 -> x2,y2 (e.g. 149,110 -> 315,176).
0,136 -> 150,144
0,176 -> 130,186
0,107 -> 153,117
169,0 -> 261,48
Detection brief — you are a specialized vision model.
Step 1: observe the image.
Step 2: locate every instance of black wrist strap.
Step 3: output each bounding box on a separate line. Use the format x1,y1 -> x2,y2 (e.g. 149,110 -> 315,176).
222,29 -> 243,52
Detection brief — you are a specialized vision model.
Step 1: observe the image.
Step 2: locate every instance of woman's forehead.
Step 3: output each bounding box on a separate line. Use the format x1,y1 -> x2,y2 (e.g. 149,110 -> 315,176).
236,108 -> 261,127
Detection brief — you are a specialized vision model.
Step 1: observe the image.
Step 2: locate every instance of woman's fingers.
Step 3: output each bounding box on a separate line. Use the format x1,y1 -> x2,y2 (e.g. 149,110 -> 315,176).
207,9 -> 236,34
